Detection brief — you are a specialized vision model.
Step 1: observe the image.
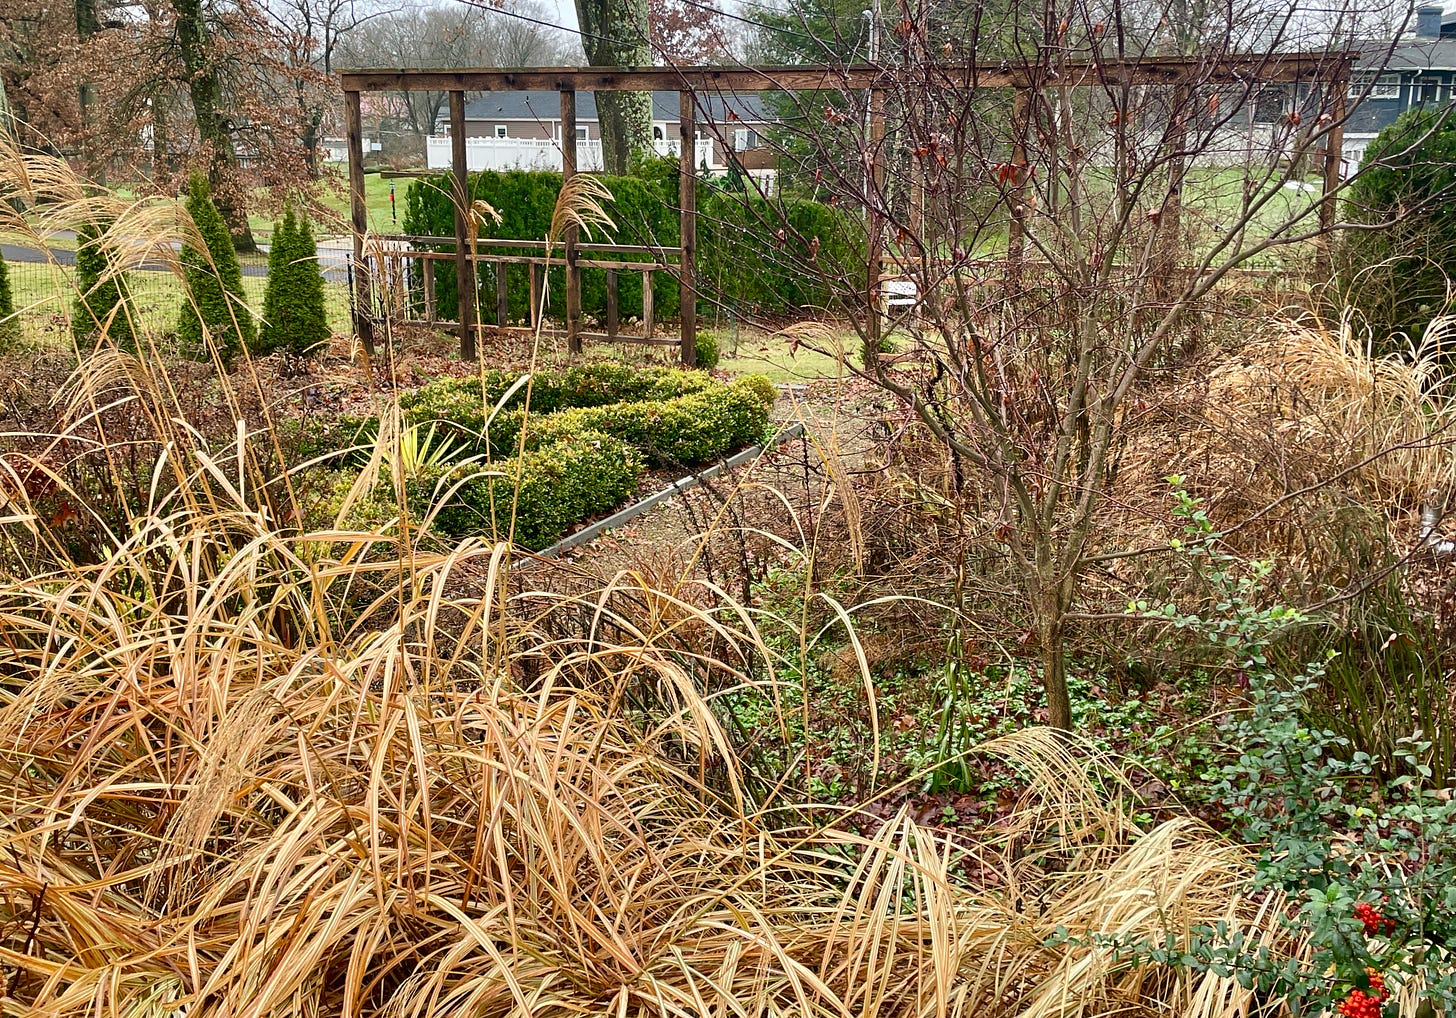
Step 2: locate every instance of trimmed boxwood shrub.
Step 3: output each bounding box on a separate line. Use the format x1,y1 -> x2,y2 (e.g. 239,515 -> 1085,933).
417,432 -> 641,548
398,363 -> 716,440
311,363 -> 775,549
404,371 -> 773,464
526,376 -> 774,466
694,330 -> 720,370
179,173 -> 255,362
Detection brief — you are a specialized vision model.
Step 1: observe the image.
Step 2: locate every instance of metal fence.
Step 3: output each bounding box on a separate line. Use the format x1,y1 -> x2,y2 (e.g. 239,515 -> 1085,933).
0,252 -> 351,347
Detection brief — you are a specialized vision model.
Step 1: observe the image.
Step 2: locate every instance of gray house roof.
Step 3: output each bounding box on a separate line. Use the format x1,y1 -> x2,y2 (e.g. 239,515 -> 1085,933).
459,90 -> 769,125
1356,37 -> 1456,72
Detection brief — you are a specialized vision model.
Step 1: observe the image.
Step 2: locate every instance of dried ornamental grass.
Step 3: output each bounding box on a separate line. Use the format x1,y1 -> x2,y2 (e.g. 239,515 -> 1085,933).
0,499 -> 1305,1018
1099,314 -> 1456,592
0,118 -> 1305,1018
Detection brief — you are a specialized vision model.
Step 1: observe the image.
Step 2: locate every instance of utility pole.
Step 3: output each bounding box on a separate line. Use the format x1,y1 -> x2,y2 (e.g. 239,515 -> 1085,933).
862,0 -> 880,209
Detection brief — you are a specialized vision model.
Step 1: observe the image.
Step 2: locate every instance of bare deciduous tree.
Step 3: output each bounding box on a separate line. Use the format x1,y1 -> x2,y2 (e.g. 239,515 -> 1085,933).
337,2 -> 578,155
703,0 -> 1420,728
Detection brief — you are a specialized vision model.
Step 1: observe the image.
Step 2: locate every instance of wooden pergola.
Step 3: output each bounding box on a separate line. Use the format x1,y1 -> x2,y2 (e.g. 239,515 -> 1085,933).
339,53 -> 1354,365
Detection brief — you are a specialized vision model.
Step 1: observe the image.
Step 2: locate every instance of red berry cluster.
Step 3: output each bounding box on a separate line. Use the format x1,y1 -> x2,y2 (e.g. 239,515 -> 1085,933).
1336,989 -> 1383,1018
1336,970 -> 1390,1018
1354,899 -> 1396,936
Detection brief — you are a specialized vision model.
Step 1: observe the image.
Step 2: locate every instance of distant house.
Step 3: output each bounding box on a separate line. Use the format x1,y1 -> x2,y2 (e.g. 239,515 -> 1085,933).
426,90 -> 777,179
1341,5 -> 1456,167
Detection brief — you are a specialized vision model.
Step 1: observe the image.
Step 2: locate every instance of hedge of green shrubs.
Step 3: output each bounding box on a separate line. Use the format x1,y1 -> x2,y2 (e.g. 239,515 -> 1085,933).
697,193 -> 862,316
402,163 -> 863,321
397,362 -> 716,437
310,364 -> 776,550
402,166 -> 684,323
524,376 -> 775,466
414,432 -> 642,547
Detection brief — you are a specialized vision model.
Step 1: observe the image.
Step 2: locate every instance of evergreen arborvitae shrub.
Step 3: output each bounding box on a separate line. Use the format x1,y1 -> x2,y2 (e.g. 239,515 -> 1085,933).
1342,108 -> 1456,351
72,222 -> 136,349
0,248 -> 16,348
258,205 -> 330,356
178,173 -> 255,362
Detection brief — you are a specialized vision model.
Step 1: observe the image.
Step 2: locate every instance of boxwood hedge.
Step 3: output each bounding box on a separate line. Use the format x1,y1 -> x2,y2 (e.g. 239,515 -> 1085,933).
308,364 -> 776,548
414,432 -> 641,549
398,362 -> 716,438
525,376 -> 775,466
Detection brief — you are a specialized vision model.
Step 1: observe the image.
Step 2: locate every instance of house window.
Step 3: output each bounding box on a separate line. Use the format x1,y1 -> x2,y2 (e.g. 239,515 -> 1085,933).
733,128 -> 760,151
653,125 -> 665,141
576,126 -> 589,142
1349,74 -> 1401,100
494,125 -> 508,138
1252,88 -> 1286,124
1417,77 -> 1444,103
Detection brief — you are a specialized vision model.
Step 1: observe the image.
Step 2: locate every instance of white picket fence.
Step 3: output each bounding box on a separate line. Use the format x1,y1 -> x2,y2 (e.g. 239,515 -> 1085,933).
426,136 -> 716,173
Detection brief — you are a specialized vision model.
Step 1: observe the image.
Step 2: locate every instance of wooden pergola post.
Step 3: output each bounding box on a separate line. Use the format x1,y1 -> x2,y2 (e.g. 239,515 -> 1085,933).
449,90 -> 476,360
562,89 -> 582,354
864,89 -> 885,358
1317,74 -> 1348,278
679,90 -> 698,367
344,89 -> 374,355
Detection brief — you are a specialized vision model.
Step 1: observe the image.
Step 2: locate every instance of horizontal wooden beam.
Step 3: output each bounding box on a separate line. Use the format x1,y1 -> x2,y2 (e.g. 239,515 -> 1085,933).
339,53 -> 1357,94
377,234 -> 676,256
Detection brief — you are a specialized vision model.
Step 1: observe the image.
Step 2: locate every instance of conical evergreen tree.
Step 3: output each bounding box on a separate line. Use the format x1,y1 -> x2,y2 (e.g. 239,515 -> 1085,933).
0,247 -> 16,348
73,221 -> 136,349
179,172 -> 254,362
258,204 -> 330,356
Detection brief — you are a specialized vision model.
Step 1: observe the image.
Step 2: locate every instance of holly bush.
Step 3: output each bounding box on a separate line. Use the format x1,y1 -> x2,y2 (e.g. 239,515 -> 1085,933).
1342,108 -> 1456,351
1076,479 -> 1456,1013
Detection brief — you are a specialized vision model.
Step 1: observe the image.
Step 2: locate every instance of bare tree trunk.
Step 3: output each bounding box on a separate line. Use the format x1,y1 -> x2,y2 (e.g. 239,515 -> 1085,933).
0,76 -> 12,143
1026,545 -> 1074,731
575,0 -> 654,175
176,0 -> 257,251
1035,586 -> 1073,731
75,0 -> 102,182
597,93 -> 654,175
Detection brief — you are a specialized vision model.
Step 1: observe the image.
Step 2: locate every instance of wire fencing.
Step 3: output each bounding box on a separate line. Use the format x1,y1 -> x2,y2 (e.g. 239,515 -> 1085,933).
1,252 -> 351,347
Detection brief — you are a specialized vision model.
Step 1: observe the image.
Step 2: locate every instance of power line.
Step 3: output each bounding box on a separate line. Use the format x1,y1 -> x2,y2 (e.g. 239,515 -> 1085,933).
449,0 -> 825,62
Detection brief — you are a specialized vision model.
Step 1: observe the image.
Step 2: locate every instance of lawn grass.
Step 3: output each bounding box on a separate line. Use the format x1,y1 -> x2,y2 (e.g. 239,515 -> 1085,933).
250,171 -> 401,240
713,326 -> 851,383
3,259 -> 350,349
